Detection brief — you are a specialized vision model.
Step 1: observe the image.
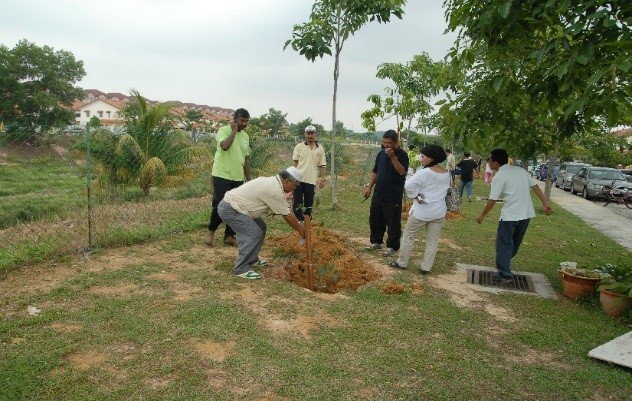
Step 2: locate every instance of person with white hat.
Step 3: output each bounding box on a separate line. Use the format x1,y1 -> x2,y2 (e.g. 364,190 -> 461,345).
217,167 -> 306,279
292,125 -> 327,222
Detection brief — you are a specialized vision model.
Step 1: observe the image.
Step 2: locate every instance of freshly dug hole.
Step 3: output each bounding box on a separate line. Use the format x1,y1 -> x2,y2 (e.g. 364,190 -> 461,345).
266,227 -> 381,293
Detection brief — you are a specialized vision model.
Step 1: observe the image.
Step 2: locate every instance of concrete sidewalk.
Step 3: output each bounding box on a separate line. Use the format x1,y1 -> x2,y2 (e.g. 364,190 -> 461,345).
544,183 -> 632,251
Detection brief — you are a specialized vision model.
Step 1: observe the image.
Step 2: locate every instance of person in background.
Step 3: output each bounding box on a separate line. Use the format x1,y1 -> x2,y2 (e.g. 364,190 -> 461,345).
476,148 -> 553,283
388,145 -> 450,275
292,125 -> 327,223
456,152 -> 478,201
363,130 -> 409,257
205,108 -> 251,247
218,167 -> 306,280
484,157 -> 494,185
446,149 -> 456,185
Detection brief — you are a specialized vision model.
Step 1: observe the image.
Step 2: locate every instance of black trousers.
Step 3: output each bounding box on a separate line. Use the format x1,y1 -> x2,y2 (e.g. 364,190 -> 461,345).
208,176 -> 243,238
369,197 -> 402,250
292,182 -> 316,221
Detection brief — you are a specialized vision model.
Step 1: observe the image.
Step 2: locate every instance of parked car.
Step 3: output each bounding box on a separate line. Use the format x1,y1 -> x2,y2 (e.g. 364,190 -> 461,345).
570,167 -> 632,199
619,169 -> 632,183
538,163 -> 559,181
555,162 -> 591,190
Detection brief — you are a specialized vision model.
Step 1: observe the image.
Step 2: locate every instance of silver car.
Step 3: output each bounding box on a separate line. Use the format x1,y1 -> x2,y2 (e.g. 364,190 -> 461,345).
555,162 -> 591,190
570,167 -> 632,199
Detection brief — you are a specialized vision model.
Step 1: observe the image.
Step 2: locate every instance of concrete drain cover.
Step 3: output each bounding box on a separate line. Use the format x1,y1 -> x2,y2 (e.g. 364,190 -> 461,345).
466,269 -> 536,293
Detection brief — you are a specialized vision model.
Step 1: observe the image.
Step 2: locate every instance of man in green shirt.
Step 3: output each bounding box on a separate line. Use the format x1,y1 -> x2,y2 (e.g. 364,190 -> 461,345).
205,108 -> 252,247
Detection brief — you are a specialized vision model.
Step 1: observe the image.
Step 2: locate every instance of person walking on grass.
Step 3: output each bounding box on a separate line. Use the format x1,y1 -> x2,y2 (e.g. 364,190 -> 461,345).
456,151 -> 477,202
484,157 -> 494,185
218,167 -> 305,280
292,125 -> 327,223
205,108 -> 251,248
476,148 -> 553,283
388,145 -> 450,275
446,149 -> 456,185
363,130 -> 409,257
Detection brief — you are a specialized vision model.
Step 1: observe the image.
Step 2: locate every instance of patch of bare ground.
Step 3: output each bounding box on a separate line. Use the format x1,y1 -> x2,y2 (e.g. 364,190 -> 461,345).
48,322 -> 83,333
218,285 -> 343,339
190,339 -> 236,362
427,267 -> 517,323
505,347 -> 571,371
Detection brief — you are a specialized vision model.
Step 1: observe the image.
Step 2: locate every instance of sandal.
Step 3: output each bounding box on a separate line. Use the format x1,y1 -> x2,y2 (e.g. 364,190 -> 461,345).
388,261 -> 407,270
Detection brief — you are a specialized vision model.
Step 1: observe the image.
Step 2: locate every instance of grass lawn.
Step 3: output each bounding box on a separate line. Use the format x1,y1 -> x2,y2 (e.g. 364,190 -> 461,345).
1,144 -> 631,400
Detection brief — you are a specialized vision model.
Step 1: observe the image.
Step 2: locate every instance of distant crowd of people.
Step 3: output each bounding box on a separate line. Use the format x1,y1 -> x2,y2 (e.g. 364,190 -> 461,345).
205,108 -> 552,283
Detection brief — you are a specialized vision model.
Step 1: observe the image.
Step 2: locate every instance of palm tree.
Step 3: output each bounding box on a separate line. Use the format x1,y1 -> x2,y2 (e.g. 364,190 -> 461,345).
79,90 -> 210,196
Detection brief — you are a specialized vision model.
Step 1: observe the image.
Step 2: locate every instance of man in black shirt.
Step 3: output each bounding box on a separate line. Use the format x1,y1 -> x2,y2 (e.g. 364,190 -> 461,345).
363,130 -> 409,256
457,152 -> 478,202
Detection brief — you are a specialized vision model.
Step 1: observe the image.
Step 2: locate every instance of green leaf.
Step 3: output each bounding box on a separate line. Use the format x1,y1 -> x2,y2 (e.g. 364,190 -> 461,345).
586,70 -> 607,86
492,76 -> 503,92
498,1 -> 512,18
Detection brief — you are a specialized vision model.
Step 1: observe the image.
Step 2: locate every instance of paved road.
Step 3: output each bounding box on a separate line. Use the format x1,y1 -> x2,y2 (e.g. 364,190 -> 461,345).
543,183 -> 632,251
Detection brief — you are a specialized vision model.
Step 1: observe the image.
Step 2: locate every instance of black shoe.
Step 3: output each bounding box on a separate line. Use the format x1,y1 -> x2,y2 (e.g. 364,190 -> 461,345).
388,261 -> 407,270
419,270 -> 430,275
492,273 -> 513,284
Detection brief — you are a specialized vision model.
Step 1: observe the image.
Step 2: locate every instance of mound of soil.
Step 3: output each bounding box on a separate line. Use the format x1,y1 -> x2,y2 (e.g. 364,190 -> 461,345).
266,227 -> 382,293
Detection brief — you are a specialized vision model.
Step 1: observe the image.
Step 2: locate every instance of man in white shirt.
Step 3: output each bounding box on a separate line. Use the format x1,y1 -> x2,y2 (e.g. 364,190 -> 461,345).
218,167 -> 305,279
476,148 -> 552,282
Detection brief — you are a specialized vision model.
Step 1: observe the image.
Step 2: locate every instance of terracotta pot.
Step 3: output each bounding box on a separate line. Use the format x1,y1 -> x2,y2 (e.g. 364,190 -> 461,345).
559,270 -> 599,300
599,289 -> 632,318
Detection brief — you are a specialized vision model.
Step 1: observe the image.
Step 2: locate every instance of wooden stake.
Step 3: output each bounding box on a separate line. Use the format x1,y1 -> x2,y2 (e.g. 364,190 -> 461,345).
304,215 -> 314,291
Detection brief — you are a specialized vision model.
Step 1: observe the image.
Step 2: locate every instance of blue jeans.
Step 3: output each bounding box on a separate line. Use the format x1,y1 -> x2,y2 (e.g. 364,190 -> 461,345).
495,219 -> 530,278
459,180 -> 473,198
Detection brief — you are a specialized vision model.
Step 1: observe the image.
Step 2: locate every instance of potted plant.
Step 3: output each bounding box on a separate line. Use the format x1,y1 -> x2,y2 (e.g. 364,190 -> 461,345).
558,261 -> 601,300
595,263 -> 632,318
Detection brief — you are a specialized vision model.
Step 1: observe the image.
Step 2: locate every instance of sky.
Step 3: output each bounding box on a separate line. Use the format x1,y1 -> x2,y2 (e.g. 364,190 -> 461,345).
1,0 -> 456,132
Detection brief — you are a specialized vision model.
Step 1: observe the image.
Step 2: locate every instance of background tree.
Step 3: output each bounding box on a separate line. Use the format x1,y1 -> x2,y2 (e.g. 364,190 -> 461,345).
93,90 -> 210,195
285,0 -> 406,209
441,0 -> 632,197
0,39 -> 85,142
361,52 -> 445,144
257,107 -> 289,137
184,109 -> 203,131
290,118 -> 326,139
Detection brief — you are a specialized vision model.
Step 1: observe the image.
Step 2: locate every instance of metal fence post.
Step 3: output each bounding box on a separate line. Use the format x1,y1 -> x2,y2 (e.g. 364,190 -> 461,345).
86,125 -> 93,250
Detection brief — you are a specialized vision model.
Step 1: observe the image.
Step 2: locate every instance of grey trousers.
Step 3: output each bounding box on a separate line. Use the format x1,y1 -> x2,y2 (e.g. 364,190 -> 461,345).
217,200 -> 267,275
396,215 -> 445,272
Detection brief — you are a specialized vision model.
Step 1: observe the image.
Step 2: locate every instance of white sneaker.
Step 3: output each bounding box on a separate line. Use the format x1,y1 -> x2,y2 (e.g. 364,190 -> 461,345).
235,270 -> 260,280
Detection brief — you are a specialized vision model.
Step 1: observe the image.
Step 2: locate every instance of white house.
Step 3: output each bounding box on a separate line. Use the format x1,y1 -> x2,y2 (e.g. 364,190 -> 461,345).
72,98 -> 126,129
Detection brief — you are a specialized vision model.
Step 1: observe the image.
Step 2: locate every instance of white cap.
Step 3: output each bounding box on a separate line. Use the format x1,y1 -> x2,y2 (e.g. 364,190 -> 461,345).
305,125 -> 316,132
286,166 -> 303,182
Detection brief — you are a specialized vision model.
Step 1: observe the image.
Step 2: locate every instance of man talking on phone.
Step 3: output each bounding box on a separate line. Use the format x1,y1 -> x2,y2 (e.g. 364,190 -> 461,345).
205,108 -> 252,247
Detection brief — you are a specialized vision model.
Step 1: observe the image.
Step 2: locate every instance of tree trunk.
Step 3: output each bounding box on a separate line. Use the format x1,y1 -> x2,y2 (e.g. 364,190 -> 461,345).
330,28 -> 341,210
544,149 -> 558,200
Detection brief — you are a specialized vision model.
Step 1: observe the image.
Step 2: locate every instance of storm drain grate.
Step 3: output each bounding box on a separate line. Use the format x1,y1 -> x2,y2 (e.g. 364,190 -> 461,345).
466,269 -> 536,293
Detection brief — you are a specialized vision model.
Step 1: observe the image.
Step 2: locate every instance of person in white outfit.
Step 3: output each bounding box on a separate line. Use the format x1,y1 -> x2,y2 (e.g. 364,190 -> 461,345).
388,144 -> 451,275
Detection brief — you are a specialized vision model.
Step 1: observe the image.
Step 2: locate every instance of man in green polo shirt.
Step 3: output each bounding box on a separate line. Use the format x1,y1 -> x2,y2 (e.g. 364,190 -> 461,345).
205,108 -> 251,247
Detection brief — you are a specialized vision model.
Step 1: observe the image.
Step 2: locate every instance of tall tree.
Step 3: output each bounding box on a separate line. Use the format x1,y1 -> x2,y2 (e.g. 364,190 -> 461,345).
362,52 -> 446,143
285,0 -> 406,209
0,40 -> 85,142
441,0 -> 632,197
